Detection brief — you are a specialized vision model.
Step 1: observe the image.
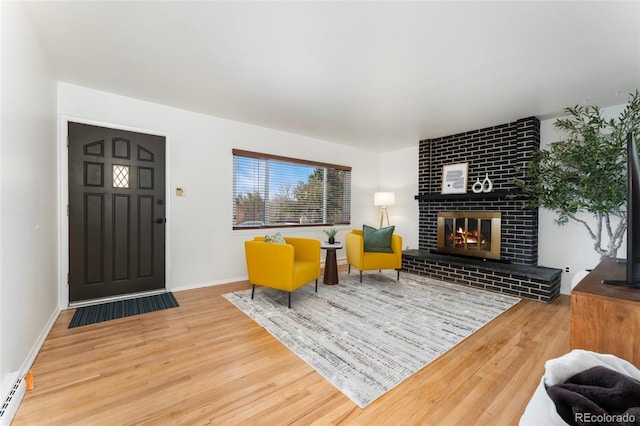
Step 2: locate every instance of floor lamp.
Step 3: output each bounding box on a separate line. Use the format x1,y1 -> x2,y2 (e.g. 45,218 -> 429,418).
374,192 -> 395,228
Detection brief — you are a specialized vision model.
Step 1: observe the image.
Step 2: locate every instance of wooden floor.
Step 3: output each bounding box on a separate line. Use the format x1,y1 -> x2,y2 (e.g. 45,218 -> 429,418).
13,273 -> 570,426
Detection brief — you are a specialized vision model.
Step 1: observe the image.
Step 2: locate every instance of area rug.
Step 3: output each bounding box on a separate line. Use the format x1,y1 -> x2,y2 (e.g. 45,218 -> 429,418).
223,271 -> 520,408
69,292 -> 179,328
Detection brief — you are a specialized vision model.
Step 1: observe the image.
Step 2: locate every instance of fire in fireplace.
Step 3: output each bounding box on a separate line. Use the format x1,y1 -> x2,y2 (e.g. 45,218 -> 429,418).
437,211 -> 501,260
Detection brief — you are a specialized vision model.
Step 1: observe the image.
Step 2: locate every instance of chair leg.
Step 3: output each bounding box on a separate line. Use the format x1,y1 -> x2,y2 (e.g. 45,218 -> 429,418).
348,264 -> 351,274
315,279 -> 318,293
251,284 -> 256,299
360,271 -> 362,283
288,292 -> 292,309
397,269 -> 400,281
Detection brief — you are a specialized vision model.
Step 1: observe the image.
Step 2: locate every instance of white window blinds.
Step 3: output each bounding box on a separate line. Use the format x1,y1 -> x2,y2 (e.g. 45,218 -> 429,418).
233,149 -> 351,229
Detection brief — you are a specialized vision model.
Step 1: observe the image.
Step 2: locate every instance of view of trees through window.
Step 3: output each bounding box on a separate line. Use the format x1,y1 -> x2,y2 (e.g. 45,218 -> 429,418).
233,150 -> 351,228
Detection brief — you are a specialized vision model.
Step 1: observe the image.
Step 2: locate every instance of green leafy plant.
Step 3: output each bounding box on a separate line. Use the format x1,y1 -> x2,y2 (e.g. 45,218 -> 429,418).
515,90 -> 640,260
323,228 -> 338,238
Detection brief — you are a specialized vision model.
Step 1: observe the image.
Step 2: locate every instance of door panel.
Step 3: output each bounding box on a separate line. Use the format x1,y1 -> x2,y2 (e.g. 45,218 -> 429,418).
113,194 -> 130,281
138,195 -> 154,278
68,122 -> 166,302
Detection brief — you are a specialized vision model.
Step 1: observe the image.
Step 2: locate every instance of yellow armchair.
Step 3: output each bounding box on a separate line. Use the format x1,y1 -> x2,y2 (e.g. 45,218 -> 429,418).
244,236 -> 321,308
346,229 -> 402,283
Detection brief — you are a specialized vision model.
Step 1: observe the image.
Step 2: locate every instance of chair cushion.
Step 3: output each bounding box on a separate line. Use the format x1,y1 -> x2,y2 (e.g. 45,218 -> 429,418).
264,232 -> 286,244
363,225 -> 395,253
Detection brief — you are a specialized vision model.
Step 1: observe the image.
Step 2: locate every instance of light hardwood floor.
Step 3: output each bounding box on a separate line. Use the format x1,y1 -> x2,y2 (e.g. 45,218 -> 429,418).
13,272 -> 569,425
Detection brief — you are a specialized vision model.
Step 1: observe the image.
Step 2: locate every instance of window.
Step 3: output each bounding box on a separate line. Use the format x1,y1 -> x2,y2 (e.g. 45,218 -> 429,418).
233,149 -> 351,229
112,165 -> 130,188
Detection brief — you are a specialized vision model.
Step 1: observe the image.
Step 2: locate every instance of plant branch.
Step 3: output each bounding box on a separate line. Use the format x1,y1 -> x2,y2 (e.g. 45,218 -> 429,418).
514,90 -> 640,259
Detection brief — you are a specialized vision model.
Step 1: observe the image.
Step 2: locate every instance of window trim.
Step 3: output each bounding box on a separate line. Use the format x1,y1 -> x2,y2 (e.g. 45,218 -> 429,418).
232,149 -> 351,172
232,149 -> 352,230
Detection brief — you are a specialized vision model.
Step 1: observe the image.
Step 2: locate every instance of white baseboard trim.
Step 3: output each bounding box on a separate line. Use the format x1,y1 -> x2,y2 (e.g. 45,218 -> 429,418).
0,307 -> 60,425
170,276 -> 249,293
171,258 -> 348,294
22,308 -> 61,370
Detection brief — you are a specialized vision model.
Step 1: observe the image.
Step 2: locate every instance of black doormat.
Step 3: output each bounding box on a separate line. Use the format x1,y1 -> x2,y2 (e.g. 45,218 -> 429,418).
69,292 -> 179,328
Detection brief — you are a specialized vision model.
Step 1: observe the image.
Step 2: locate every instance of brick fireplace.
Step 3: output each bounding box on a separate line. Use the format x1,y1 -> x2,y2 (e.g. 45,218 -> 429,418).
403,117 -> 561,302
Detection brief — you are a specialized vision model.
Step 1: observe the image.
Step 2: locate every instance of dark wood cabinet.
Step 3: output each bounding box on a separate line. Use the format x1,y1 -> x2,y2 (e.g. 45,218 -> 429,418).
570,258 -> 640,367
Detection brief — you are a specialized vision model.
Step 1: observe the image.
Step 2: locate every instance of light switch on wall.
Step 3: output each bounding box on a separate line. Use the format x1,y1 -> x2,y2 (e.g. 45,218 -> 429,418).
176,187 -> 186,197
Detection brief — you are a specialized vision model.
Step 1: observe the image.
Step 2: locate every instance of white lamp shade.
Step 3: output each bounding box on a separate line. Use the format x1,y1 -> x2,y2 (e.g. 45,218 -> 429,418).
374,192 -> 395,207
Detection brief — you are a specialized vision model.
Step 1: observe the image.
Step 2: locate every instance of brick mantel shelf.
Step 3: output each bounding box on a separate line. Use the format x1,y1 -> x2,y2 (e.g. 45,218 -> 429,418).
414,189 -> 518,202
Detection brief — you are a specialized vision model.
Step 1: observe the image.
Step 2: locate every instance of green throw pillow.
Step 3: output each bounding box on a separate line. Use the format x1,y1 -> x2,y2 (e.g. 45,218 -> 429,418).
363,225 -> 395,253
264,232 -> 286,244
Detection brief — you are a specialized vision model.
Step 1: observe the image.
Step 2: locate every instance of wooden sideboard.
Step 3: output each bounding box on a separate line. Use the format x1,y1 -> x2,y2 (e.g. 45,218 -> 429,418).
570,258 -> 640,367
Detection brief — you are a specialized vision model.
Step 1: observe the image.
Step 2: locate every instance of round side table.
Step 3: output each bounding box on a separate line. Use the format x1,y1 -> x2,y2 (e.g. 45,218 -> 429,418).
321,242 -> 343,285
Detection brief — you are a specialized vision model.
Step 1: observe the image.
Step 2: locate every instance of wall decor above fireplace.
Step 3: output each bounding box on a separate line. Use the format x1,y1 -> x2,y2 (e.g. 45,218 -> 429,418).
471,173 -> 493,194
441,162 -> 468,194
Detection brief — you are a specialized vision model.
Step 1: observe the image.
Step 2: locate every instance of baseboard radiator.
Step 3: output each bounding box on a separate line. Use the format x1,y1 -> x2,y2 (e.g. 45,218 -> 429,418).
0,377 -> 26,426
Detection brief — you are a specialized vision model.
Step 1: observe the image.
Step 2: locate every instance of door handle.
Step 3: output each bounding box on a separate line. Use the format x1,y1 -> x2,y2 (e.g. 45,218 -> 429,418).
154,218 -> 166,224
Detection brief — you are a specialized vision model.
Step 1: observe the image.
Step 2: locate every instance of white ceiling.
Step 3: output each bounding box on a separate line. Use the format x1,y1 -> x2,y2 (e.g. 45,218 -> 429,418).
22,1 -> 640,152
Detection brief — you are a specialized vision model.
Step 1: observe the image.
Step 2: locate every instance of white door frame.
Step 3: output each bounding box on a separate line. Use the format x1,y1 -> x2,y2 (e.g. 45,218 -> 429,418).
58,115 -> 171,309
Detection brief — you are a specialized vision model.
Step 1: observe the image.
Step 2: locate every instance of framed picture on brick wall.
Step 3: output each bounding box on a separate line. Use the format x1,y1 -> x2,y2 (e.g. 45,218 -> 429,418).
441,162 -> 468,194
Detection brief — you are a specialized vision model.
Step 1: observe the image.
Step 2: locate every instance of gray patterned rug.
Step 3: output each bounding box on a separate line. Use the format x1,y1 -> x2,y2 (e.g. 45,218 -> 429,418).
223,271 -> 520,408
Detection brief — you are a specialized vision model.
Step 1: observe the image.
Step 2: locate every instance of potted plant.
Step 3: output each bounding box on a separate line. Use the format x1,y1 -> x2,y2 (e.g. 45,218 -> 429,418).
515,90 -> 640,260
323,228 -> 338,244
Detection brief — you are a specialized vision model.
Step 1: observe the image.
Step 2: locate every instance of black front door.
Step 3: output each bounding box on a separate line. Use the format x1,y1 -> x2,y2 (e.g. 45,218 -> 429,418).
68,122 -> 166,302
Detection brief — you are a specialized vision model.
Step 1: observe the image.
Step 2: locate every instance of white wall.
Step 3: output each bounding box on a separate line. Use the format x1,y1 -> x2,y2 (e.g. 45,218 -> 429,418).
378,146 -> 419,250
57,83 -> 382,298
0,0 -> 58,403
538,104 -> 627,294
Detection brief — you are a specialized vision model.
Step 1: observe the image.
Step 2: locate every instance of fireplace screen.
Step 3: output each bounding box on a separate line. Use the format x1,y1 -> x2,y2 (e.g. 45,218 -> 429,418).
437,211 -> 501,260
